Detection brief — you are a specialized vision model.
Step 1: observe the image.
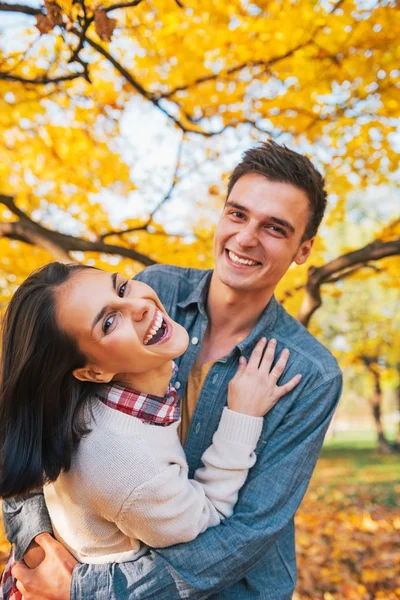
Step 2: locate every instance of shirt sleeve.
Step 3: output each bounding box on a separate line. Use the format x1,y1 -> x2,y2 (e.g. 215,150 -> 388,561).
2,491 -> 53,561
70,373 -> 342,600
116,408 -> 262,547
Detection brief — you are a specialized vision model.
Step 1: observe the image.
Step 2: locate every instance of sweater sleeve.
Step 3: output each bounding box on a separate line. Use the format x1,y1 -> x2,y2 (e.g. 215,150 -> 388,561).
115,408 -> 262,548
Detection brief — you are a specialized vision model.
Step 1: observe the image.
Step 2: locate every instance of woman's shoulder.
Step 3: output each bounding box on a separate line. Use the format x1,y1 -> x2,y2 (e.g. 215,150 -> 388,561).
69,399 -> 185,490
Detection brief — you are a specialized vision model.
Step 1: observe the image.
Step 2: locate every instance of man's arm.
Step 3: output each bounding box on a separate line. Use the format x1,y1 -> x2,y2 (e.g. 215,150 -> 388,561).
67,373 -> 342,600
2,490 -> 53,560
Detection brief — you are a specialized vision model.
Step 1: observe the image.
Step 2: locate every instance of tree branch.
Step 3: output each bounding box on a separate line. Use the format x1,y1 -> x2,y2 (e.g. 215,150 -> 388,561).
297,237 -> 400,327
0,71 -> 83,85
0,2 -> 41,16
159,40 -> 313,100
0,195 -> 156,266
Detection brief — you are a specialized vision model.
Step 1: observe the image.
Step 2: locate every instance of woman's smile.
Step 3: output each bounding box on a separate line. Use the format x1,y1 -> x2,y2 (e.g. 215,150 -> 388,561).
55,268 -> 189,384
143,309 -> 172,346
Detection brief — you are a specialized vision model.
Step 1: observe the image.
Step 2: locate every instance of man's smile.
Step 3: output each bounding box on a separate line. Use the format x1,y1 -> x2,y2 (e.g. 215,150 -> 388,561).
225,249 -> 261,268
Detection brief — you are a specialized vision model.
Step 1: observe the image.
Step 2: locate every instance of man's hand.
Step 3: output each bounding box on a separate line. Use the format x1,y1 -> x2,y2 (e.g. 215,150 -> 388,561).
11,533 -> 78,600
23,539 -> 46,569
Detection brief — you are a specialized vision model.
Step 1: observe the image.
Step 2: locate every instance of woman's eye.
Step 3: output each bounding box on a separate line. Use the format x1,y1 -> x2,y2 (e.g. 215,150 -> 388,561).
103,314 -> 115,334
118,281 -> 128,298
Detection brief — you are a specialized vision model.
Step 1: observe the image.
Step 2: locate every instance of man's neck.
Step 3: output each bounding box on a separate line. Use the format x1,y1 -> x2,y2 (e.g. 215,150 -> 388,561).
206,272 -> 274,339
114,360 -> 173,397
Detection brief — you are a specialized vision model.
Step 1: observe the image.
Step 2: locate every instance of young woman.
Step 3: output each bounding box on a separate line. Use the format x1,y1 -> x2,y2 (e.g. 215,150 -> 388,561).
0,263 -> 300,595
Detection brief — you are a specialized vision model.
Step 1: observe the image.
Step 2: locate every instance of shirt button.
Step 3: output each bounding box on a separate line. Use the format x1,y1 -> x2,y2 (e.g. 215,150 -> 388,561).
195,423 -> 201,434
212,375 -> 218,384
192,337 -> 199,345
175,381 -> 181,390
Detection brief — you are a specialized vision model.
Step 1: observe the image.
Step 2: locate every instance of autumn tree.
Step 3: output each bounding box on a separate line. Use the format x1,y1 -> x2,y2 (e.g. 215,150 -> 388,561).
1,0 -> 399,283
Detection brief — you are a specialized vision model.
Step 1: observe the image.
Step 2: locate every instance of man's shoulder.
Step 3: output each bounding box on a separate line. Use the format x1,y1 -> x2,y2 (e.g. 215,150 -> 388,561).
135,265 -> 209,289
274,302 -> 341,382
134,265 -> 210,312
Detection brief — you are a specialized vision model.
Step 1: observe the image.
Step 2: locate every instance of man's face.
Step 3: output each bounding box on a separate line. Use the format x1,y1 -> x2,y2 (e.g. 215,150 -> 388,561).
213,173 -> 314,294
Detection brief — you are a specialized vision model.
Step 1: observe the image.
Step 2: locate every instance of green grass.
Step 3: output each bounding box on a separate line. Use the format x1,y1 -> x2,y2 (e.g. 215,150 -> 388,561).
313,442 -> 400,508
323,427 -> 398,449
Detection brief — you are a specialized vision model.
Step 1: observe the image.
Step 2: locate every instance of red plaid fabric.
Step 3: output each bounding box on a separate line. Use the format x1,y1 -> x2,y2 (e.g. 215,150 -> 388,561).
0,549 -> 22,600
96,363 -> 180,426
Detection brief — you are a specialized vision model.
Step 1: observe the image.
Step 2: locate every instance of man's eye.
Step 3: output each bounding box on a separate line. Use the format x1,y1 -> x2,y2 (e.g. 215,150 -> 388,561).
231,211 -> 244,219
268,226 -> 286,236
103,314 -> 115,334
118,281 -> 128,297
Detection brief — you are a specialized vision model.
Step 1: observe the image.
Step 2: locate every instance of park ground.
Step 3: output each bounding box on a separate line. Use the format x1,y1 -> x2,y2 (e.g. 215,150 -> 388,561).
1,434 -> 399,600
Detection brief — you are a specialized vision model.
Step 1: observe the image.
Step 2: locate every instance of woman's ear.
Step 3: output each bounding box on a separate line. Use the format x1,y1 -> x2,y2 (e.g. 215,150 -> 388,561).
72,365 -> 114,383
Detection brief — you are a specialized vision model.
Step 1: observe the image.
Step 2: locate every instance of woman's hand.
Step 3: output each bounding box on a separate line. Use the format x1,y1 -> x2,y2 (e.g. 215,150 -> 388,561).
228,338 -> 301,417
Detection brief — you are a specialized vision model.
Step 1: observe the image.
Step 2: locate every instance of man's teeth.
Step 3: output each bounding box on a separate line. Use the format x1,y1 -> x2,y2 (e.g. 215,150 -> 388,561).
144,310 -> 164,345
228,251 -> 258,266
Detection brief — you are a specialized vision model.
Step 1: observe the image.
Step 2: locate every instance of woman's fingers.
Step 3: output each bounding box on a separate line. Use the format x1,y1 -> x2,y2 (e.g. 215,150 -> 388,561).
247,337 -> 267,370
230,355 -> 247,382
259,338 -> 277,373
275,373 -> 302,399
269,348 -> 290,382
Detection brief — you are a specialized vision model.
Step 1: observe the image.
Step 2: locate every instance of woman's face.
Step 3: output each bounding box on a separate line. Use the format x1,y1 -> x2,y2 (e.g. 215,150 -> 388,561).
55,268 -> 189,382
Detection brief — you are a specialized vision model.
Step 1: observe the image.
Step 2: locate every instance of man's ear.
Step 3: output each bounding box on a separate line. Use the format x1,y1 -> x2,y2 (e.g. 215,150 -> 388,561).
72,365 -> 114,383
294,236 -> 315,265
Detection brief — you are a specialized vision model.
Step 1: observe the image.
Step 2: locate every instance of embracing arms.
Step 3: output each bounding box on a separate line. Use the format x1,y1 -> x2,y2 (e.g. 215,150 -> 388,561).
5,372 -> 341,599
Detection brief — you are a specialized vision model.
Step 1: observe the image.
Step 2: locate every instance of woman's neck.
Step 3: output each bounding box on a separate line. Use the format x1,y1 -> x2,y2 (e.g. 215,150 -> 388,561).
113,360 -> 174,397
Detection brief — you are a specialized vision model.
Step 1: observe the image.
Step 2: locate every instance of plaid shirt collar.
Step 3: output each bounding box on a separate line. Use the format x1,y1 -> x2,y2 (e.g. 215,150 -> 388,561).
95,363 -> 179,427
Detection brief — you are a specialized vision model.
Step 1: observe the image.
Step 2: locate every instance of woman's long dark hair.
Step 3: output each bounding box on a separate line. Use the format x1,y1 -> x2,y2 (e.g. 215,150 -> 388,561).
0,262 -> 97,498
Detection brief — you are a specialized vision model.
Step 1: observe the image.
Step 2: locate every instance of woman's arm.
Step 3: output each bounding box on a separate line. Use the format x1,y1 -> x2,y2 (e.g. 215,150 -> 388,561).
116,339 -> 299,546
116,408 -> 262,546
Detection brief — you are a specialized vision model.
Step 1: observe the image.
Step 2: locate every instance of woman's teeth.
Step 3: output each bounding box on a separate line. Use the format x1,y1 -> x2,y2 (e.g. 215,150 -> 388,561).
228,250 -> 258,266
144,310 -> 165,345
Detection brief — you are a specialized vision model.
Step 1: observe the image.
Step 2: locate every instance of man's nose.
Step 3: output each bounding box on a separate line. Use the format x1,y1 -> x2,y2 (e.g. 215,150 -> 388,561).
236,224 -> 258,248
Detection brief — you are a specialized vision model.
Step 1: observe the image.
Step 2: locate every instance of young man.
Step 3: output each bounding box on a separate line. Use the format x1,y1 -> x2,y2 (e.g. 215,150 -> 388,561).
6,141 -> 342,599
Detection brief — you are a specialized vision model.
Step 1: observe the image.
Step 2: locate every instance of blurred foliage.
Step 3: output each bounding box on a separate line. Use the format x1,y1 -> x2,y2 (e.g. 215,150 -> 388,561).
1,0 -> 399,302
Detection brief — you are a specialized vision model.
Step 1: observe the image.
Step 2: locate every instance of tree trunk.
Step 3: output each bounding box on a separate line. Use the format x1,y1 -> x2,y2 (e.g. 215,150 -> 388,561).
366,364 -> 393,454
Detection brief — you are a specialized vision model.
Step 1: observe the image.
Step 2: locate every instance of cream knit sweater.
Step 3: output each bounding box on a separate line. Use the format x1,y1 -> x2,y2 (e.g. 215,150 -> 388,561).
44,399 -> 263,564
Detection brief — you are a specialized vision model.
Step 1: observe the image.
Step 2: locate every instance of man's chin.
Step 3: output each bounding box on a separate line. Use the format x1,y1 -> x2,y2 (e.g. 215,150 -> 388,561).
217,269 -> 257,293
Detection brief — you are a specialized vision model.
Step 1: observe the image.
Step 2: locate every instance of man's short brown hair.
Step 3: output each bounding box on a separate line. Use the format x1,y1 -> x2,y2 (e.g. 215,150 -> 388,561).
227,141 -> 327,241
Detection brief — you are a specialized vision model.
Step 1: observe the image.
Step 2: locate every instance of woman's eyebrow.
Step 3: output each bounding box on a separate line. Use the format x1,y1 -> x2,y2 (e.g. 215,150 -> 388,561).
91,273 -> 118,331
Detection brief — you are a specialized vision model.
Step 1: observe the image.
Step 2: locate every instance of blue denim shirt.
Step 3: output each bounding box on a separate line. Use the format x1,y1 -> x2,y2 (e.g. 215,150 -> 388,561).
3,265 -> 342,600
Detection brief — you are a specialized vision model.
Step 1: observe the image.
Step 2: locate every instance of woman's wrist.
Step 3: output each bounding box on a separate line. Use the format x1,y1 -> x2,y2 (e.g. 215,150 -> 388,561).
216,407 -> 263,447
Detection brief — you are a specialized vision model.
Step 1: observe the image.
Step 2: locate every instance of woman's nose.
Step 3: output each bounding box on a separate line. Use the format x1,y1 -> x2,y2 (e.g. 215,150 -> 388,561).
126,298 -> 150,322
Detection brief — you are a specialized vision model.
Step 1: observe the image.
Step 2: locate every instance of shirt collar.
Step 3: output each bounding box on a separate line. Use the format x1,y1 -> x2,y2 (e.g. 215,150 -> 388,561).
177,269 -> 279,356
176,270 -> 212,314
96,362 -> 180,426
